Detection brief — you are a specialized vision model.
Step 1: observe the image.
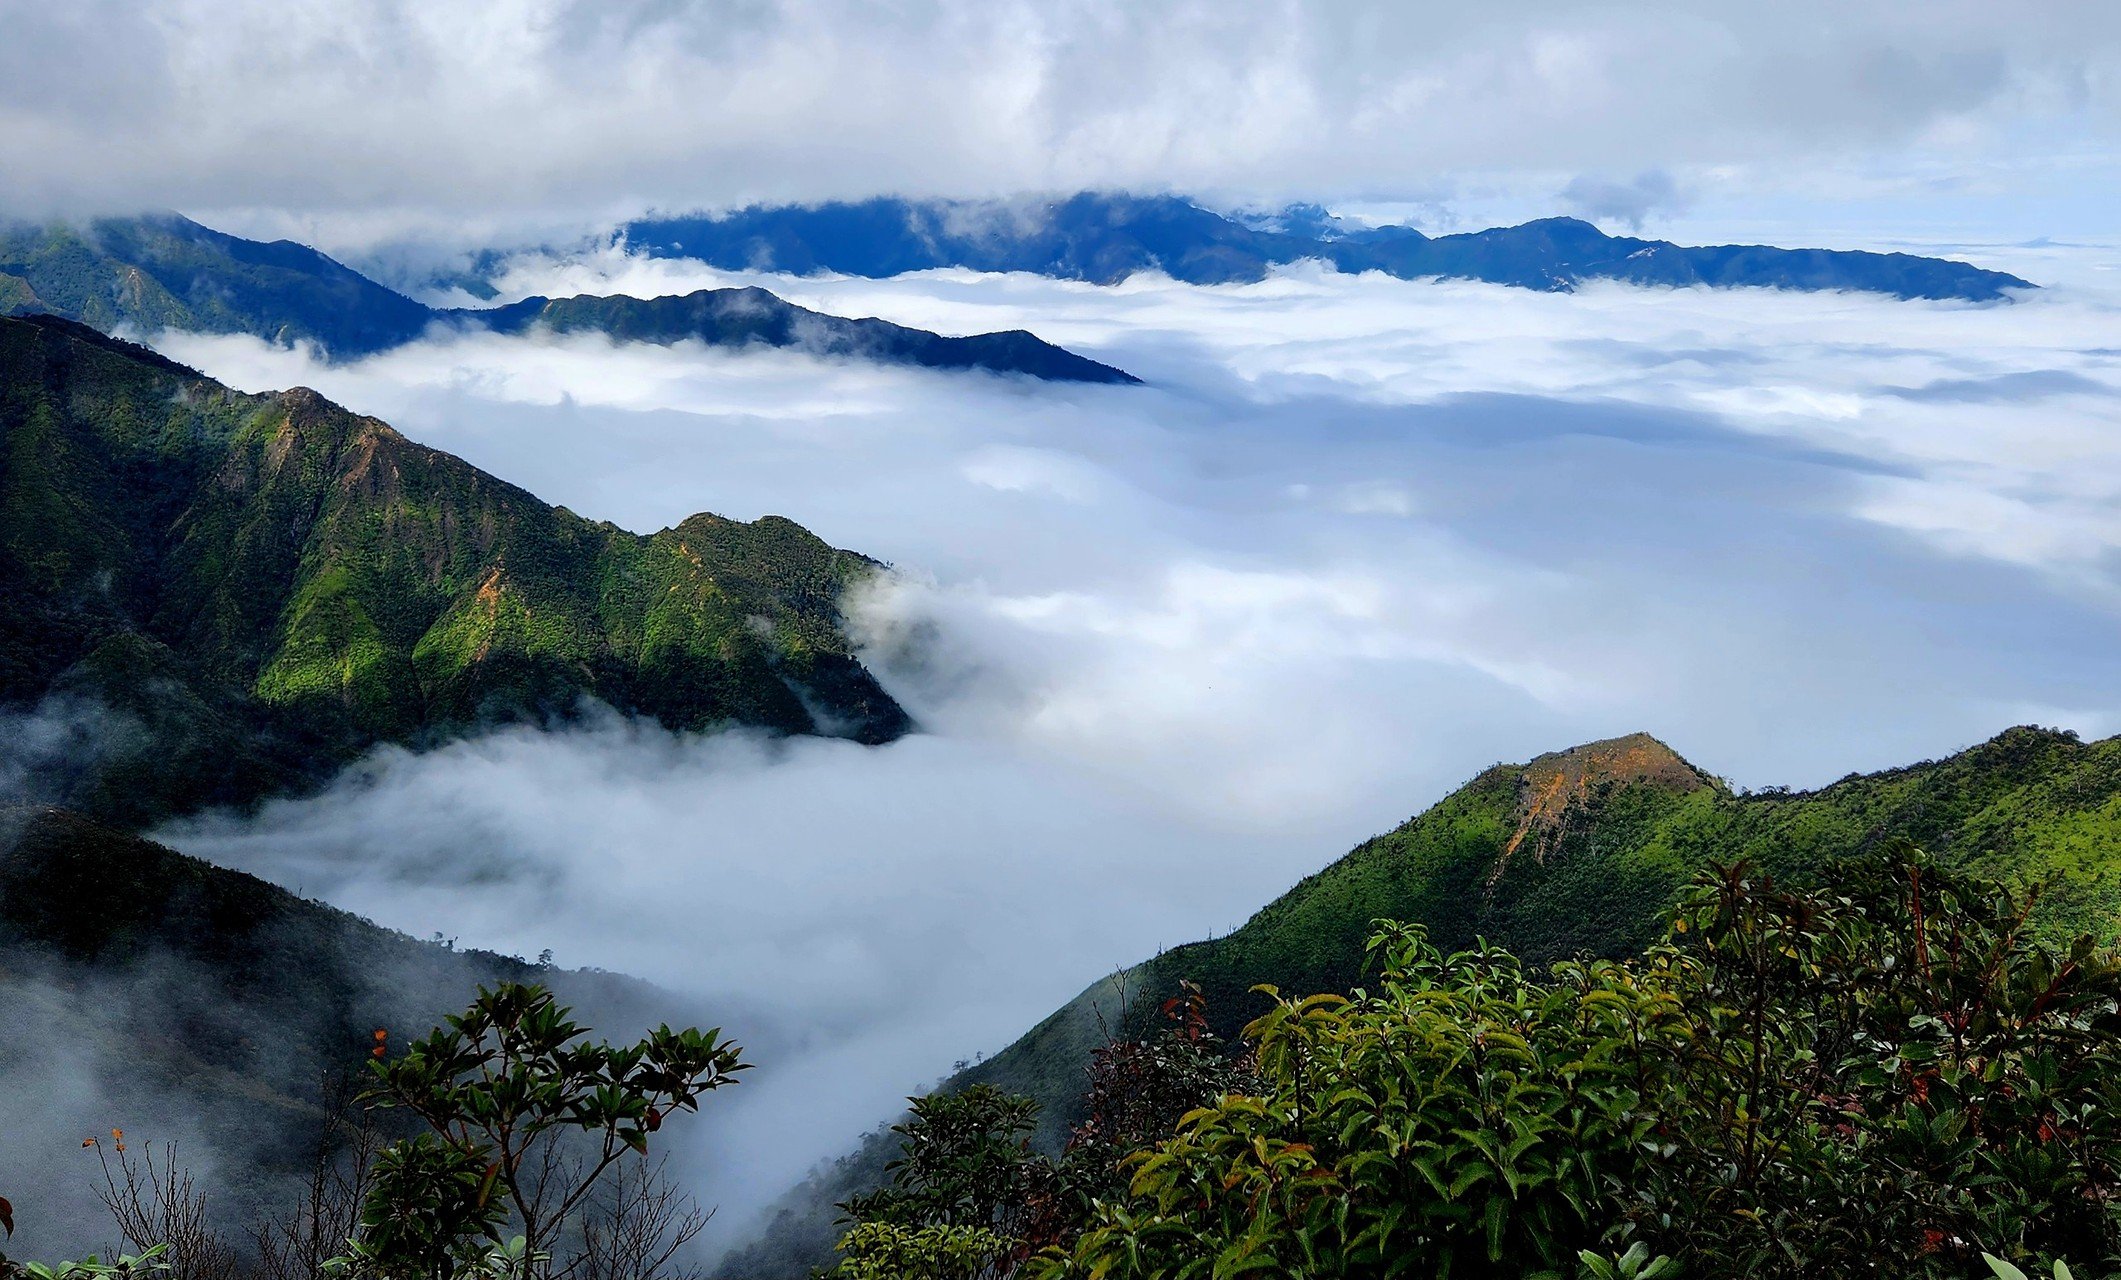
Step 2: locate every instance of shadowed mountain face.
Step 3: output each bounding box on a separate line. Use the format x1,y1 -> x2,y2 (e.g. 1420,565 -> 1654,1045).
462,287 -> 1139,383
0,314 -> 909,828
0,214 -> 1137,381
622,192 -> 2037,301
0,804 -> 692,1253
725,725 -> 2121,1277
0,214 -> 435,355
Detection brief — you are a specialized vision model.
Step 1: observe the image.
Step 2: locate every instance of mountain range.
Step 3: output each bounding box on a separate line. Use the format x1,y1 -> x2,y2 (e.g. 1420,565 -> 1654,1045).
469,288 -> 1137,383
723,724 -> 2121,1276
0,214 -> 1136,381
0,313 -> 908,828
621,192 -> 2036,301
0,196 -> 2085,1276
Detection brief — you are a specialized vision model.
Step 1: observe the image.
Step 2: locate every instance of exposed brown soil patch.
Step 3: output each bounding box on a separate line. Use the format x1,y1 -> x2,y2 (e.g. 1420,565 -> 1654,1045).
1490,732 -> 1710,885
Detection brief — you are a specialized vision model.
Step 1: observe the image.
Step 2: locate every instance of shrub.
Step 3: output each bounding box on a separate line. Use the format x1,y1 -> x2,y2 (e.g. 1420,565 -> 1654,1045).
345,983 -> 746,1279
1034,849 -> 2121,1279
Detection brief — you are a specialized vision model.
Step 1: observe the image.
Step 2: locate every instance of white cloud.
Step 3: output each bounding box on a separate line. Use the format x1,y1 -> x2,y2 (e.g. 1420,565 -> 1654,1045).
1559,169 -> 1689,229
4,2 -> 2121,245
141,246 -> 2121,1249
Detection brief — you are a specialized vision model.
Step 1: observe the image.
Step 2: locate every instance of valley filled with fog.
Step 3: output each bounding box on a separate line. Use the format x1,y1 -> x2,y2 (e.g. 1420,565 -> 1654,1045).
147,245 -> 2121,1247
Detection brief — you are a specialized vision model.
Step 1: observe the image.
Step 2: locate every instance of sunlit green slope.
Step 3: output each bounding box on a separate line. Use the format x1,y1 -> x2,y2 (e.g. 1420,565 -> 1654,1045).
730,726 -> 2121,1276
0,314 -> 908,825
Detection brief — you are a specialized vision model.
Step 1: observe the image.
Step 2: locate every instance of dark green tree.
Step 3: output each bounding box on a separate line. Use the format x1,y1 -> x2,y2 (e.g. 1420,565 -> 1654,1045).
1036,850 -> 2121,1279
349,983 -> 746,1278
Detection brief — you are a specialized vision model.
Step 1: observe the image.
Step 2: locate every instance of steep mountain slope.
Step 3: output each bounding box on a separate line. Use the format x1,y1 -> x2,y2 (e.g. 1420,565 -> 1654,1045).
623,193 -> 2035,301
986,727 -> 2121,1135
464,288 -> 1139,383
0,215 -> 1137,381
0,314 -> 908,827
0,804 -> 685,1253
726,726 -> 2121,1276
0,214 -> 434,355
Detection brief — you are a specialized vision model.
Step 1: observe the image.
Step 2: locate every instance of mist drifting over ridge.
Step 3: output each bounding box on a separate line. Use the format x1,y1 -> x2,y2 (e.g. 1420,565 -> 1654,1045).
125,238 -> 2121,1249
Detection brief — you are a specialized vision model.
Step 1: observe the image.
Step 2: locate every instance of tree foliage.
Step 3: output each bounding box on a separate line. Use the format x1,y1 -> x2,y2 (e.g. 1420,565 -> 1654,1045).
834,988 -> 1255,1278
1031,847 -> 2121,1279
347,983 -> 746,1279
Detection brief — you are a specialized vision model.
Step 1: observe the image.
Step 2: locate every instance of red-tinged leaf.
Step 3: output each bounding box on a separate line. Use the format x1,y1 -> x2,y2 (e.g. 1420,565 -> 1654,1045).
0,1195 -> 13,1237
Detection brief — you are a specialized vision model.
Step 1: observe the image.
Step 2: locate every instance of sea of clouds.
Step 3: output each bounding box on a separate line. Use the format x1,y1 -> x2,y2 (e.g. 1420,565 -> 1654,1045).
142,246 -> 2121,1247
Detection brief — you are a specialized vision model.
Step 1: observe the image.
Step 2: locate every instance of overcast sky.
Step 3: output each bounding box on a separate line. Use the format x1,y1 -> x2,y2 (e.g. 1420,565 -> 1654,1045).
4,1 -> 2121,246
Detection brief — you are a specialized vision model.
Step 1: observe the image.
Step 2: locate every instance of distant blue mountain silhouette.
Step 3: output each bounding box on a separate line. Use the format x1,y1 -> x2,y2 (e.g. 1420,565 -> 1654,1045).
0,213 -> 1135,381
623,193 -> 2034,302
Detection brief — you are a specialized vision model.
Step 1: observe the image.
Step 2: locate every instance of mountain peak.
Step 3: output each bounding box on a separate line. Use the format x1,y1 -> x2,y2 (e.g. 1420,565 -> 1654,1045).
1515,215 -> 1607,234
1499,733 -> 1709,872
1524,731 -> 1703,784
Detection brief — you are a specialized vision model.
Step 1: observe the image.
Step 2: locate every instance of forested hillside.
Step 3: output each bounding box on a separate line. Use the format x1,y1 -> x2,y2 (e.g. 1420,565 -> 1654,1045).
0,216 -> 433,355
0,314 -> 908,827
0,215 -> 1138,381
728,725 -> 2121,1275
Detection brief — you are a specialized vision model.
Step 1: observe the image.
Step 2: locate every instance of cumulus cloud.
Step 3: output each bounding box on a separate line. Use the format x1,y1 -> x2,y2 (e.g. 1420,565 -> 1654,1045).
130,245 -> 2121,1251
1559,169 -> 1688,229
2,1 -> 2120,243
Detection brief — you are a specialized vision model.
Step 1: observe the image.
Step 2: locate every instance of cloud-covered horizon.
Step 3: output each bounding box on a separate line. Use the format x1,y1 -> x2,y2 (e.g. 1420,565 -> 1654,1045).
126,244 -> 2121,1249
5,2 -> 2121,250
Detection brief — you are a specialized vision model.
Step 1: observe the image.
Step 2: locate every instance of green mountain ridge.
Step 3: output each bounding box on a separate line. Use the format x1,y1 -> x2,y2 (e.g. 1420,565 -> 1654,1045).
0,214 -> 434,355
0,312 -> 908,827
724,724 -> 2121,1276
461,288 -> 1141,383
0,214 -> 1138,382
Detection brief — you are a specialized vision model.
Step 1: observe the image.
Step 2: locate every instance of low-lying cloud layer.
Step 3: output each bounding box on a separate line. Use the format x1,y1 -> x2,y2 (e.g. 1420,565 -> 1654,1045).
146,248 -> 2121,1247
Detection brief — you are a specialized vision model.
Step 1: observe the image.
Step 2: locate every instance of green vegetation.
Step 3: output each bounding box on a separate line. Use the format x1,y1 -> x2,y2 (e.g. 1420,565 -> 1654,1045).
0,805 -> 695,1255
0,216 -> 432,357
0,313 -> 907,825
1053,852 -> 2121,1277
0,980 -> 739,1280
976,728 -> 2121,1138
14,742 -> 2121,1278
0,1245 -> 172,1280
733,726 -> 2121,1275
822,853 -> 2121,1279
349,983 -> 745,1279
827,987 -> 1253,1279
0,215 -> 1139,381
